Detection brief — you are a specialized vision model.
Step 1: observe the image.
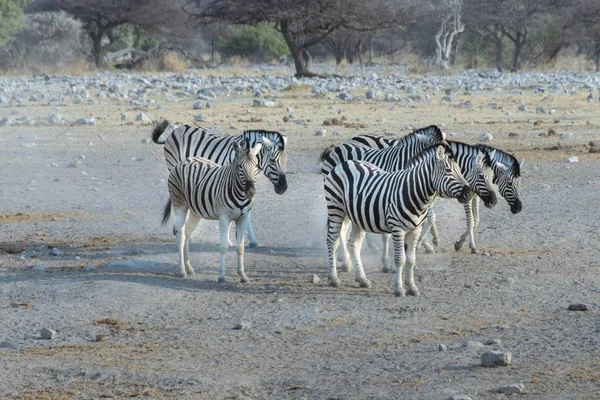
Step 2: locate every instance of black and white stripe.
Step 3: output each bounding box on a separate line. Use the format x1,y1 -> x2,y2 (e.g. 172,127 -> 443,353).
161,140 -> 262,282
152,120 -> 288,247
349,132 -> 519,253
324,145 -> 472,296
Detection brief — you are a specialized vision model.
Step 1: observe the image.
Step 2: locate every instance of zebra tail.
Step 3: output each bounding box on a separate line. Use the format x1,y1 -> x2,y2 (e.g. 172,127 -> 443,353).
161,198 -> 172,227
314,144 -> 336,174
152,119 -> 171,145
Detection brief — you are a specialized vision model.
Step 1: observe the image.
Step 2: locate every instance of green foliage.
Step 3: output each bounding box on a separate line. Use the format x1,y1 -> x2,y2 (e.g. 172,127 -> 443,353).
217,23 -> 288,62
0,0 -> 32,46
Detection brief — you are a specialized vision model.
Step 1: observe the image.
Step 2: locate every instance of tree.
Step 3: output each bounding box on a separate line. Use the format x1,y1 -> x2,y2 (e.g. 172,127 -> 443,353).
0,0 -> 33,46
186,0 -> 403,77
433,0 -> 464,68
28,0 -> 192,68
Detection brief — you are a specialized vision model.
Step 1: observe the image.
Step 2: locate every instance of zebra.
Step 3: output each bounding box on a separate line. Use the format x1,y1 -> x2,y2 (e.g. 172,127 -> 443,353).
347,133 -> 522,253
324,144 -> 473,297
317,125 -> 447,176
161,139 -> 262,282
318,127 -> 497,271
152,119 -> 288,247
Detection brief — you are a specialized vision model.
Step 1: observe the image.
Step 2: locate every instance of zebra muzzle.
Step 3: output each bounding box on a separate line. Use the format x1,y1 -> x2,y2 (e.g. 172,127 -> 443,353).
245,181 -> 256,199
457,185 -> 473,204
274,173 -> 288,195
510,199 -> 523,214
483,192 -> 498,208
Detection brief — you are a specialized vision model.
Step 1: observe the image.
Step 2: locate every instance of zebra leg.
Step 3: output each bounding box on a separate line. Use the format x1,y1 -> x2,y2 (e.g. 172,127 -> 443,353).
218,217 -> 231,283
174,208 -> 189,278
455,202 -> 478,254
381,233 -> 392,273
404,226 -> 423,297
327,213 -> 345,287
235,214 -> 250,283
416,216 -> 435,254
337,217 -> 352,273
472,196 -> 480,228
246,212 -> 258,248
365,233 -> 380,252
348,225 -> 370,288
183,215 -> 201,276
392,231 -> 407,297
227,221 -> 235,247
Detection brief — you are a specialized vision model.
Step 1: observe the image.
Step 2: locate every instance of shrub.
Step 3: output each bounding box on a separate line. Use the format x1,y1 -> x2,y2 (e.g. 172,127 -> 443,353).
217,23 -> 288,62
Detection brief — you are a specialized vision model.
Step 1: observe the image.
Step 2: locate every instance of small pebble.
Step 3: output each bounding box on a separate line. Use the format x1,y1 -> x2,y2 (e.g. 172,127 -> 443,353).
438,343 -> 448,351
568,303 -> 588,311
40,328 -> 56,340
233,321 -> 251,330
481,350 -> 512,367
499,383 -> 525,394
311,274 -> 320,284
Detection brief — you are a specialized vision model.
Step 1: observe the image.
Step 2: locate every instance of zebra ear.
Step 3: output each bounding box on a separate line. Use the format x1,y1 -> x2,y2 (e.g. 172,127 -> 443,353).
489,149 -> 496,159
282,136 -> 288,146
436,145 -> 446,160
475,151 -> 484,164
519,159 -> 524,168
496,161 -> 507,171
249,143 -> 262,157
232,140 -> 241,153
261,137 -> 273,150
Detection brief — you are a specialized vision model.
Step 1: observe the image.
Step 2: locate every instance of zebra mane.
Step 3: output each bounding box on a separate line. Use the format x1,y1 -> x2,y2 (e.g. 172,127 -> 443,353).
319,144 -> 336,162
449,140 -> 494,168
411,125 -> 445,141
475,144 -> 521,177
405,143 -> 454,168
242,130 -> 287,150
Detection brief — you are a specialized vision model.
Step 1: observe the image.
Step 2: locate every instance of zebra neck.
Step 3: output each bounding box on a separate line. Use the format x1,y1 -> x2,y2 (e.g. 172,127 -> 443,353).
404,160 -> 438,203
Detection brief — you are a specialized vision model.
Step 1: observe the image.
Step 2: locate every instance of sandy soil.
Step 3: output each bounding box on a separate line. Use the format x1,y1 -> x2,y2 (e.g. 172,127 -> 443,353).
1,70 -> 599,400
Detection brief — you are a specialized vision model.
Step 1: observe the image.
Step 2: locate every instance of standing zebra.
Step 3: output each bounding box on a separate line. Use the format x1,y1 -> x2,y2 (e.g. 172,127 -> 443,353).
162,140 -> 262,282
347,133 -> 522,253
324,145 -> 472,297
318,126 -> 497,271
152,120 -> 288,247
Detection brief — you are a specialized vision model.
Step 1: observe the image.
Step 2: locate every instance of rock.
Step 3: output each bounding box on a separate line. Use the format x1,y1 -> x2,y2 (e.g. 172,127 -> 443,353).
485,338 -> 502,345
140,138 -> 151,144
589,147 -> 599,154
568,156 -> 579,163
120,113 -> 127,121
311,274 -> 321,284
233,321 -> 251,330
136,112 -> 149,122
194,114 -> 209,122
48,114 -> 63,125
441,96 -> 452,104
540,184 -> 550,190
587,93 -> 595,102
568,303 -> 588,311
499,383 -> 525,394
478,133 -> 493,142
5,241 -> 25,254
438,343 -> 448,351
314,129 -> 326,137
450,395 -> 472,400
32,265 -> 47,272
40,328 -> 56,340
558,132 -> 572,139
536,106 -> 547,114
206,100 -> 216,108
533,120 -> 543,126
198,89 -> 216,99
67,160 -> 82,168
508,132 -> 519,137
463,340 -> 485,348
75,117 -> 96,126
518,105 -> 527,111
366,89 -> 374,99
282,116 -> 289,123
253,99 -> 275,107
589,141 -> 600,147
0,117 -> 13,126
458,100 -> 472,108
547,129 -> 557,137
481,350 -> 512,367
50,248 -> 63,256
338,92 -> 349,100
192,100 -> 204,109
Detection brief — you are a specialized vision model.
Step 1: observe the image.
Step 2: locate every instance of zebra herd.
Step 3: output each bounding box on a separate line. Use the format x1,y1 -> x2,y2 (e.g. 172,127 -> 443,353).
152,120 -> 522,297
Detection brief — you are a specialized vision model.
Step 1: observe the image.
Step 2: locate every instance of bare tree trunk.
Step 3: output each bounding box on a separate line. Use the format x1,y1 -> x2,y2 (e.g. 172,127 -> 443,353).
280,20 -> 309,76
434,0 -> 464,69
511,31 -> 526,72
91,31 -> 106,68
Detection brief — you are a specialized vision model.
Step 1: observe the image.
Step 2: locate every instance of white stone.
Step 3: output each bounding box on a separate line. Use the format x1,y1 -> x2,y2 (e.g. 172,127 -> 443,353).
481,350 -> 512,367
40,328 -> 56,340
558,132 -> 573,139
478,133 -> 493,142
568,156 -> 579,163
314,129 -> 326,137
499,383 -> 525,394
136,112 -> 149,122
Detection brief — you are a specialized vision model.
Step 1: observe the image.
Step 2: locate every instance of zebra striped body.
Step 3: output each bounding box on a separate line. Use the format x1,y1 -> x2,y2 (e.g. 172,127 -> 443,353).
152,120 -> 288,247
318,125 -> 446,176
324,145 -> 472,296
162,141 -> 262,281
348,132 -> 520,253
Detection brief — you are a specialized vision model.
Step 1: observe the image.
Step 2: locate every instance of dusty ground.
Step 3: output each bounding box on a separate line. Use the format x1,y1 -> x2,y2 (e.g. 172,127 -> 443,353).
1,69 -> 599,400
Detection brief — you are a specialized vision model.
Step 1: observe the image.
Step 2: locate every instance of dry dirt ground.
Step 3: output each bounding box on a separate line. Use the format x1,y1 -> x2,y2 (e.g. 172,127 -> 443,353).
1,69 -> 599,400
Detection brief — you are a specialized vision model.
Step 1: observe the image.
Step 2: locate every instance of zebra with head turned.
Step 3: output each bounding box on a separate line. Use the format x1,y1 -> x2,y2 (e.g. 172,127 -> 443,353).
348,132 -> 522,254
152,119 -> 288,247
162,139 -> 262,282
324,145 -> 473,297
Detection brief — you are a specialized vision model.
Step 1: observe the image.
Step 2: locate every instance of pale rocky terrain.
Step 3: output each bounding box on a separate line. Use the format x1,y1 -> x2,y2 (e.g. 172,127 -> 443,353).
0,65 -> 599,400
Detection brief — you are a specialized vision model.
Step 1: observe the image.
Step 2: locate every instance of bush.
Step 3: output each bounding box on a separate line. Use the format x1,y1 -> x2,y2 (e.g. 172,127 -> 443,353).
217,23 -> 288,62
0,11 -> 86,73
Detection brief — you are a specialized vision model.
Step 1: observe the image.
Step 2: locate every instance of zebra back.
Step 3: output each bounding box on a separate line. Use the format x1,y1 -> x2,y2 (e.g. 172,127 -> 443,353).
346,125 -> 446,150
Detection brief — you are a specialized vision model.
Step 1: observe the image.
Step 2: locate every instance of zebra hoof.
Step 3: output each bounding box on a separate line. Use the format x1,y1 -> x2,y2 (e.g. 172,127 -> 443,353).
471,249 -> 479,254
218,277 -> 227,283
407,288 -> 420,297
342,264 -> 352,273
329,278 -> 341,287
395,289 -> 406,297
239,275 -> 249,283
381,266 -> 391,273
432,239 -> 440,247
248,242 -> 258,248
454,242 -> 462,252
424,246 -> 435,254
357,279 -> 371,289
179,272 -> 187,278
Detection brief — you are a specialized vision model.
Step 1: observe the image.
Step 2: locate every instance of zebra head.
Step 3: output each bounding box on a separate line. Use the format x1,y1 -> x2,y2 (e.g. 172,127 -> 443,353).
493,160 -> 522,214
244,130 -> 288,195
462,149 -> 498,209
430,145 -> 472,204
413,125 -> 448,147
233,139 -> 262,200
